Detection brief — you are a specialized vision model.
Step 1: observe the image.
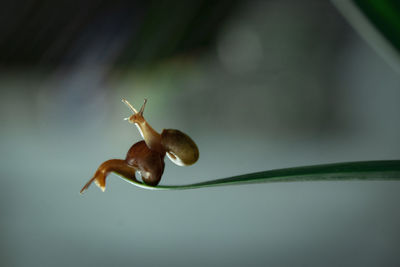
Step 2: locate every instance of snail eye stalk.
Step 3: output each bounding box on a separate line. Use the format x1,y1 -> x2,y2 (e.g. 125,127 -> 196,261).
122,98 -> 138,114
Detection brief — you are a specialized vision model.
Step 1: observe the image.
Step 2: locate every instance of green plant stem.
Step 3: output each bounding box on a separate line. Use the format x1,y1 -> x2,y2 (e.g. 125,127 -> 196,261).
116,160 -> 400,191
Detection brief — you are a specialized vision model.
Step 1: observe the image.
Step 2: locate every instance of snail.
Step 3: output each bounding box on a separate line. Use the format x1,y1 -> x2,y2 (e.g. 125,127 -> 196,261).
80,98 -> 199,193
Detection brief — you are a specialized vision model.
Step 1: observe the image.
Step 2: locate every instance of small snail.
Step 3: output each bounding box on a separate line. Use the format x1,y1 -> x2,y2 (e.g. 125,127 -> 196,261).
80,98 -> 199,193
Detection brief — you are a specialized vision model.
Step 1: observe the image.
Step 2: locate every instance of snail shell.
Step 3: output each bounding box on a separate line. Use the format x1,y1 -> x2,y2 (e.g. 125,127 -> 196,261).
125,140 -> 165,186
161,129 -> 199,166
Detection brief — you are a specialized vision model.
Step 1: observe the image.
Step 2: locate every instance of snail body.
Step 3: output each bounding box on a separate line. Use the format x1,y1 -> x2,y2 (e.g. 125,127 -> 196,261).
80,99 -> 199,193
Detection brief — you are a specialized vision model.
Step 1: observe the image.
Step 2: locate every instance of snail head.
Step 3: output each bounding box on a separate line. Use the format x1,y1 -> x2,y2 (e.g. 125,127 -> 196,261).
122,98 -> 147,124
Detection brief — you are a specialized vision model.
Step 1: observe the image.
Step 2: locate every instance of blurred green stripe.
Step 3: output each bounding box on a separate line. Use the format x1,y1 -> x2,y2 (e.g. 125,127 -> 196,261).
353,0 -> 400,52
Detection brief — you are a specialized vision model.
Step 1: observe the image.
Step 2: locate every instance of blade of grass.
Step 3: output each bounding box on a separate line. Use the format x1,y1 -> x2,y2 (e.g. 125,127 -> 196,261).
353,0 -> 400,53
116,160 -> 400,191
332,0 -> 400,73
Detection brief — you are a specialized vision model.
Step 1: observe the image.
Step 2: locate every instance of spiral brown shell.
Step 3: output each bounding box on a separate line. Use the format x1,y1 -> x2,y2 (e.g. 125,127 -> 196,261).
125,141 -> 165,186
161,129 -> 199,166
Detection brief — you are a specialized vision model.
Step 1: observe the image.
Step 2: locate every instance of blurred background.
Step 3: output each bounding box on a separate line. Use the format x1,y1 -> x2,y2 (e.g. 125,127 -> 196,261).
1,0 -> 399,266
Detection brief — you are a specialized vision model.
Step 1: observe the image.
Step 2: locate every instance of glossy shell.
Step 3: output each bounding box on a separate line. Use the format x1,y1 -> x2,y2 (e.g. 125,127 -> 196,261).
125,141 -> 165,186
161,129 -> 199,166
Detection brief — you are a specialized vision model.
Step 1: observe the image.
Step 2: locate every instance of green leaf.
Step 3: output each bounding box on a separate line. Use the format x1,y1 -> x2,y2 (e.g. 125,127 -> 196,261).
353,0 -> 400,52
117,160 -> 400,190
332,0 -> 400,72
